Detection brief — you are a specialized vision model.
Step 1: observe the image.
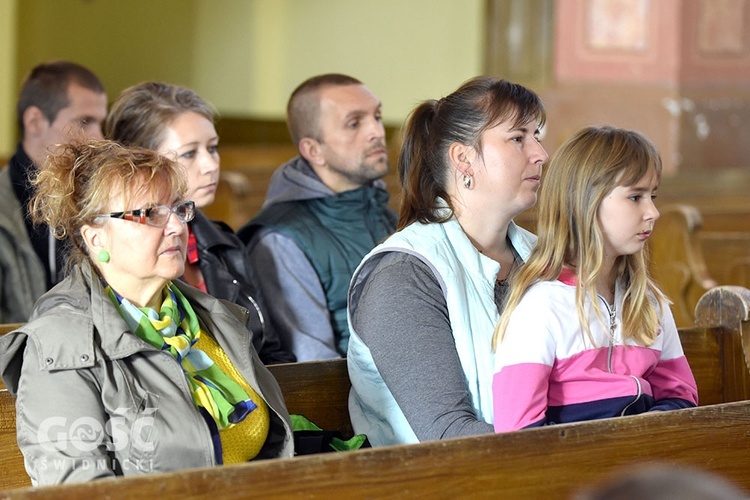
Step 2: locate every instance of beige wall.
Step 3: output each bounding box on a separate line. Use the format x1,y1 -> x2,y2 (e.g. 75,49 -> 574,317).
0,0 -> 18,156
194,0 -> 486,121
16,0 -> 197,99
1,0 -> 485,155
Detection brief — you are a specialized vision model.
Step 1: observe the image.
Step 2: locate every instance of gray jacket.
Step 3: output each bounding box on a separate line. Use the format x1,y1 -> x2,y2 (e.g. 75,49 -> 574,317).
0,260 -> 293,486
0,166 -> 46,323
239,156 -> 395,361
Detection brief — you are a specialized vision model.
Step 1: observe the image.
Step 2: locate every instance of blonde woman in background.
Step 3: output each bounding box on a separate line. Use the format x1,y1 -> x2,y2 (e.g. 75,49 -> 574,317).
105,82 -> 293,364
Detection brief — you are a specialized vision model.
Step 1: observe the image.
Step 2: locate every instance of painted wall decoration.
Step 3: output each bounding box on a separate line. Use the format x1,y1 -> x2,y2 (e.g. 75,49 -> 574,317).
586,0 -> 650,52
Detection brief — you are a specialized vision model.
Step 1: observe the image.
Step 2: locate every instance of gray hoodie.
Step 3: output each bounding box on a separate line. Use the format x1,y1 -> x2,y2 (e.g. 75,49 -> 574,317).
238,156 -> 395,362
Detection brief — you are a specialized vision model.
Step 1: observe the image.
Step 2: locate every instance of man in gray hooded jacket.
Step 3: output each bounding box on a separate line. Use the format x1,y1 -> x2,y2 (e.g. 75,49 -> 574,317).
238,74 -> 396,362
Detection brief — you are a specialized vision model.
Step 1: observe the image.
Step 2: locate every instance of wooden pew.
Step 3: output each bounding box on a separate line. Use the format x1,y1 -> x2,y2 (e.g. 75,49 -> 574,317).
1,401 -> 748,499
655,168 -> 750,228
281,283 -> 750,426
654,170 -> 750,296
1,285 -> 750,412
201,171 -> 258,231
648,204 -> 717,327
694,208 -> 750,233
642,203 -> 750,324
0,359 -> 353,491
691,285 -> 750,404
698,231 -> 750,289
0,285 -> 749,493
0,324 -> 23,336
218,144 -> 297,171
194,144 -> 292,230
726,257 -> 750,290
266,359 -> 352,438
0,390 -> 25,490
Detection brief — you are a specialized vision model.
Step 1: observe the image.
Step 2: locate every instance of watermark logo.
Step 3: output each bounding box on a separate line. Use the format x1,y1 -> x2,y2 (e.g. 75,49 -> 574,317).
34,457 -> 155,473
37,407 -> 157,454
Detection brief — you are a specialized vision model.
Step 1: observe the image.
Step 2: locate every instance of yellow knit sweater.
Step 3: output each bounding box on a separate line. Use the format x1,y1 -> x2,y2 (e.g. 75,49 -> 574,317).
197,333 -> 270,464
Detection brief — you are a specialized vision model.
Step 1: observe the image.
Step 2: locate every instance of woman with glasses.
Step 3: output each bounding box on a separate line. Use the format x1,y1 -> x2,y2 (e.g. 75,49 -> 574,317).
0,141 -> 293,485
105,82 -> 294,364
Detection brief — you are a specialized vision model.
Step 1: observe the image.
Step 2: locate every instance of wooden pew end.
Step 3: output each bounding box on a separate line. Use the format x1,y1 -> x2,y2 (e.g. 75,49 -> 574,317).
695,286 -> 750,328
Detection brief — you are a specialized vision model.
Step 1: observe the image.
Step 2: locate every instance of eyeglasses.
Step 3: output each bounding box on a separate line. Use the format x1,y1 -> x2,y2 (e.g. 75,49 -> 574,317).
98,200 -> 195,227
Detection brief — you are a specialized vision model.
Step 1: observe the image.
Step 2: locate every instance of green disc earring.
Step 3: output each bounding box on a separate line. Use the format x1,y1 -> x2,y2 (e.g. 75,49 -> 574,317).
97,249 -> 110,263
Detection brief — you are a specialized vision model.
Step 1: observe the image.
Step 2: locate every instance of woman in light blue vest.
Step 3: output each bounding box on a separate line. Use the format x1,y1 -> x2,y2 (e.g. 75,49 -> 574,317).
347,76 -> 548,446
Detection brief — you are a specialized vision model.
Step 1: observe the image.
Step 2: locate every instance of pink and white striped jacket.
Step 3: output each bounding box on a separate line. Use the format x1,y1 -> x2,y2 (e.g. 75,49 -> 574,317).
492,269 -> 698,433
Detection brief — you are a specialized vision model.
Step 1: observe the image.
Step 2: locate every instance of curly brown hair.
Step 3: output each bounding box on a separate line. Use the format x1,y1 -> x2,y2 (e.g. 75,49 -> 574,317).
30,140 -> 187,268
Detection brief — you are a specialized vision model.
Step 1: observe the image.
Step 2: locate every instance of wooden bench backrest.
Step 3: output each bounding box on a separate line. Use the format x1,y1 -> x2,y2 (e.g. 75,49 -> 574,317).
648,204 -> 717,327
698,231 -> 750,289
201,171 -> 257,231
0,324 -> 23,336
678,326 -> 724,405
266,359 -> 352,437
0,390 -> 27,490
0,285 -> 749,492
0,360 -> 353,490
693,286 -> 750,403
3,400 -> 749,499
656,168 -> 750,209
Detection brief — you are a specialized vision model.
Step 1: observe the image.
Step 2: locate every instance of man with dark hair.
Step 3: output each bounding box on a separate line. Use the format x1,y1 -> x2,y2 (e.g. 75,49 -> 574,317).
239,73 -> 396,361
0,61 -> 107,322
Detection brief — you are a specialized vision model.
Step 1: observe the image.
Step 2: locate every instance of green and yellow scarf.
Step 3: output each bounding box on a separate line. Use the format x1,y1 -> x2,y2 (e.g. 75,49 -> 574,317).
106,283 -> 256,429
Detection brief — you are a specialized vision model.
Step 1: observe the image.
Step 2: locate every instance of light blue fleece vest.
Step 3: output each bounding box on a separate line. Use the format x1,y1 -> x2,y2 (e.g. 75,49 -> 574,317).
347,217 -> 536,446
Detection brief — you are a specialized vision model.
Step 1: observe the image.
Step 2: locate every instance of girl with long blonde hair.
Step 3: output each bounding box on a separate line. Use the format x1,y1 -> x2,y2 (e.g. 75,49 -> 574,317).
491,126 -> 698,432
